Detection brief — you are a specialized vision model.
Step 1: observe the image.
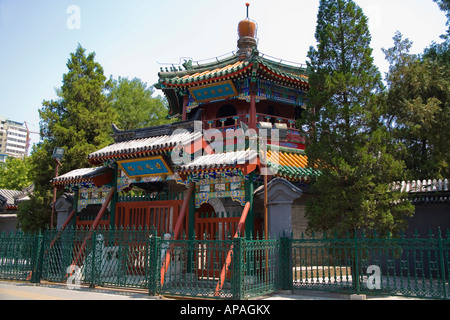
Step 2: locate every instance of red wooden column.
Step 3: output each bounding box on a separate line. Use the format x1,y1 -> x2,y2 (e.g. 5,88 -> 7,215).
182,95 -> 188,121
249,92 -> 257,130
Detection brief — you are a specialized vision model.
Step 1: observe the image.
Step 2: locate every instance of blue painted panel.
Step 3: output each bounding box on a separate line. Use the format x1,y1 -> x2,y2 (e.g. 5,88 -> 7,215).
189,80 -> 237,102
118,156 -> 172,178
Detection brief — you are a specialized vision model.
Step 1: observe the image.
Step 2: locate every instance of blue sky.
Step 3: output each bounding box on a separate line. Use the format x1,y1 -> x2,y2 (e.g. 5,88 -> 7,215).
0,0 -> 447,148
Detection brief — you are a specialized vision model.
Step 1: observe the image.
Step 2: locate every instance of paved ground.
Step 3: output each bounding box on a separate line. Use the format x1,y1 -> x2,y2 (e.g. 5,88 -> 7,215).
261,290 -> 423,300
0,280 -> 425,301
0,281 -> 155,300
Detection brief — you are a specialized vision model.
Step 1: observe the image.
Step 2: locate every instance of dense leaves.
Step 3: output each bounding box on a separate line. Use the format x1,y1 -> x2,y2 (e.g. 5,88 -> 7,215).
0,157 -> 32,190
303,0 -> 414,237
39,44 -> 116,170
18,45 -> 116,231
382,32 -> 450,179
109,77 -> 171,130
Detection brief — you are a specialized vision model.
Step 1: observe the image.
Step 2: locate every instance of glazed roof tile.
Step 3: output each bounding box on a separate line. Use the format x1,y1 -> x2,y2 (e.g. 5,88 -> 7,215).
157,53 -> 308,88
87,131 -> 202,164
0,189 -> 26,206
178,149 -> 258,172
161,60 -> 251,87
393,179 -> 450,204
266,150 -> 320,181
177,148 -> 317,180
51,167 -> 109,185
395,179 -> 449,193
257,58 -> 308,85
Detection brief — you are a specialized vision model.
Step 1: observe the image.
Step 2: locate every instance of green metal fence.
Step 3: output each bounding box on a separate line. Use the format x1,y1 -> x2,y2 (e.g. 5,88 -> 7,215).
290,230 -> 450,299
41,227 -> 155,289
0,228 -> 449,300
155,236 -> 282,299
0,231 -> 43,283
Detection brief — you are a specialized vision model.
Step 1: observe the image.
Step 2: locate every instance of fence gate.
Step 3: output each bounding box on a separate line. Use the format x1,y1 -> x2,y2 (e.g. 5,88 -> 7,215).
115,199 -> 184,277
115,200 -> 185,236
194,210 -> 241,278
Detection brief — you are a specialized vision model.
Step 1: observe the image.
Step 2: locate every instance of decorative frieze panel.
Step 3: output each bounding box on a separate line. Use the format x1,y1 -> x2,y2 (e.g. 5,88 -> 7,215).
77,185 -> 112,212
194,174 -> 246,208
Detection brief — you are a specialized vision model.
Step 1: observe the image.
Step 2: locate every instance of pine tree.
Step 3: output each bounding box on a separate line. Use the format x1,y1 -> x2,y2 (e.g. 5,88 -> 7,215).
18,44 -> 116,231
303,0 -> 414,236
39,44 -> 117,171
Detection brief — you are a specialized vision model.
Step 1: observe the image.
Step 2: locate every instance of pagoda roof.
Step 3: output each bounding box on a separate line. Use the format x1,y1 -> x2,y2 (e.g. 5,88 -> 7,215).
178,149 -> 258,173
51,166 -> 112,186
266,150 -> 320,182
156,52 -> 308,89
155,52 -> 309,118
110,114 -> 201,143
0,188 -> 31,211
176,147 -> 319,182
87,130 -> 202,165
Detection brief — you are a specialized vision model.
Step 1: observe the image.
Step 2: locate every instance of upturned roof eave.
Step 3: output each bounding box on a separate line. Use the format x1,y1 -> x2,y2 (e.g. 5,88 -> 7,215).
156,52 -> 309,89
157,54 -> 241,79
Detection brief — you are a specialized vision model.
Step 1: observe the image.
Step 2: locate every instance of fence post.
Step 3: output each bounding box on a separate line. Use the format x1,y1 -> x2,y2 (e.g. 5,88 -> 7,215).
89,229 -> 97,288
30,232 -> 44,284
280,235 -> 293,291
232,237 -> 244,300
354,230 -> 360,295
148,231 -> 160,296
438,228 -> 447,300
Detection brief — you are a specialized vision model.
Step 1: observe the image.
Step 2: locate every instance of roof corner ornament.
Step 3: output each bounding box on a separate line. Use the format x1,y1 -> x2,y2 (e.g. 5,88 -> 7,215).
183,59 -> 193,70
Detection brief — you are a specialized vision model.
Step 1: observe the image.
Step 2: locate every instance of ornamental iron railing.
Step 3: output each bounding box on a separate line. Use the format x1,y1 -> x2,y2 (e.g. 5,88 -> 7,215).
290,230 -> 450,299
0,228 -> 448,300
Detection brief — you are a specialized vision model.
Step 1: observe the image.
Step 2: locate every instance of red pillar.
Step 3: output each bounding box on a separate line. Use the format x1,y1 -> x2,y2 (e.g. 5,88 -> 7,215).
249,92 -> 257,130
182,95 -> 188,121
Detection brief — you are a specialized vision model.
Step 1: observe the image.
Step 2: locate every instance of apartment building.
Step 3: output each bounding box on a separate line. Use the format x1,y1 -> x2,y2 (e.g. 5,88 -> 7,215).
0,117 -> 28,160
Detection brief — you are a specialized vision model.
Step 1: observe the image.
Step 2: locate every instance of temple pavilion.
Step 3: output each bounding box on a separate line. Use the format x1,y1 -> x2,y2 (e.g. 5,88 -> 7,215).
51,5 -> 319,241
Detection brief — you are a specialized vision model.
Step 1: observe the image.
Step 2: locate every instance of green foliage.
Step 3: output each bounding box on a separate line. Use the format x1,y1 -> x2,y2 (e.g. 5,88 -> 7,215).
39,44 -> 117,171
16,188 -> 53,233
303,0 -> 414,237
433,0 -> 450,35
0,156 -> 32,190
383,32 -> 450,179
18,44 -> 116,232
109,77 -> 172,130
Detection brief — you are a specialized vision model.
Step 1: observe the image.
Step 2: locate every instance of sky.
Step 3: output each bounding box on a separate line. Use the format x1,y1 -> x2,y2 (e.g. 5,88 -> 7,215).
0,0 -> 447,149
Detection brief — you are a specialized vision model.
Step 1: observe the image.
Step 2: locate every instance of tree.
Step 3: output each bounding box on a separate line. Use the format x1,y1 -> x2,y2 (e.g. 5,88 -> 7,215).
109,77 -> 172,130
303,0 -> 413,237
383,32 -> 450,179
0,156 -> 32,190
39,44 -> 117,171
18,44 -> 116,231
425,0 -> 450,64
433,0 -> 450,35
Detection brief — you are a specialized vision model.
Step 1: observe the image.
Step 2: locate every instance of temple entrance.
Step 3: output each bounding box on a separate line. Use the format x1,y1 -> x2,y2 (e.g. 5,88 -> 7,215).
115,199 -> 185,236
194,202 -> 242,240
195,203 -> 216,240
194,201 -> 242,279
